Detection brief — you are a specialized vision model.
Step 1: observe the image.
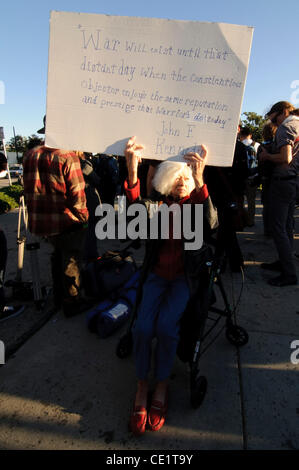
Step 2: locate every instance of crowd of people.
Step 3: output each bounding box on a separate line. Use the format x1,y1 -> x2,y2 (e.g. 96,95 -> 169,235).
0,100 -> 298,434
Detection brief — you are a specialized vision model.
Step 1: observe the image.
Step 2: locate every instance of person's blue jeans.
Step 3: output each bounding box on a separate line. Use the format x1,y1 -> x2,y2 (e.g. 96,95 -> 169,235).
133,271 -> 190,381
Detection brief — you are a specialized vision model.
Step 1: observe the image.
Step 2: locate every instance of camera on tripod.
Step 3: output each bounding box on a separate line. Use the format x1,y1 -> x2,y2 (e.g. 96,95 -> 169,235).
4,195 -> 47,309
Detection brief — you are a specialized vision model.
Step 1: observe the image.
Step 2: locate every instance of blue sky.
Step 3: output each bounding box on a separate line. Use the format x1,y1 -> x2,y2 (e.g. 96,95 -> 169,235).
1,0 -> 299,142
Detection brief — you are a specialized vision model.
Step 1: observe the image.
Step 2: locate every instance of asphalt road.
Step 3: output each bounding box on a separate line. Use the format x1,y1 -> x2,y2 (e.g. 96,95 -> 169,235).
0,177 -> 20,189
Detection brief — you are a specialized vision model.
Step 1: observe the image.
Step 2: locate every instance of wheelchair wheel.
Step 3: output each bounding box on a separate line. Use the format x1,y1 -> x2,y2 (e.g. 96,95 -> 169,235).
226,325 -> 248,347
116,332 -> 133,358
190,376 -> 207,409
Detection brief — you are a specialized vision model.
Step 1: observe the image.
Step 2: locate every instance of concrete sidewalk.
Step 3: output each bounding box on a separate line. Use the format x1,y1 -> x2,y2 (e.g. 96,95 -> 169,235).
0,193 -> 298,450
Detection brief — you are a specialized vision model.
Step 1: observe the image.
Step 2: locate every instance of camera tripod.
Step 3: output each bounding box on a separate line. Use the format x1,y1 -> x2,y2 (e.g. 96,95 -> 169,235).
5,195 -> 45,310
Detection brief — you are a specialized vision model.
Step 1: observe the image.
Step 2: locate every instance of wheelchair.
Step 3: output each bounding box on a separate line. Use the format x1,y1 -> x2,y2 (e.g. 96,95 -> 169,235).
116,238 -> 249,410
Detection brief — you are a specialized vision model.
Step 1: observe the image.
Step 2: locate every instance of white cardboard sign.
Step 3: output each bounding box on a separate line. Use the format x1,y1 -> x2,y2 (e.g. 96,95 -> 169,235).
45,11 -> 253,166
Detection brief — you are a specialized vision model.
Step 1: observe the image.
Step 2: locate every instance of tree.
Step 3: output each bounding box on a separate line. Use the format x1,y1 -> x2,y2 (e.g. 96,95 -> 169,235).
26,134 -> 44,150
7,135 -> 28,153
7,134 -> 43,163
241,112 -> 267,142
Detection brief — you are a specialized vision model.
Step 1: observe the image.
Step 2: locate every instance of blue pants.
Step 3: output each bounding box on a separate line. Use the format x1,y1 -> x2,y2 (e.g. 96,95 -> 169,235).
133,272 -> 190,381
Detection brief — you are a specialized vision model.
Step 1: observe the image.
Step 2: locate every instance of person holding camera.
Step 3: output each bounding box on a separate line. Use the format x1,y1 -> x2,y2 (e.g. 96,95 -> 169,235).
259,101 -> 299,286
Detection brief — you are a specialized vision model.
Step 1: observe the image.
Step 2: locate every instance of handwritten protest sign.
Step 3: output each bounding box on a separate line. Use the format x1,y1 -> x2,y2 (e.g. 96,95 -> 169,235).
45,12 -> 253,165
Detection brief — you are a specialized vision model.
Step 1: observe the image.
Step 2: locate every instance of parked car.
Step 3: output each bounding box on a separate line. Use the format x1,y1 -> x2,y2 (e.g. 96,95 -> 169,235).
7,164 -> 23,179
0,165 -> 23,184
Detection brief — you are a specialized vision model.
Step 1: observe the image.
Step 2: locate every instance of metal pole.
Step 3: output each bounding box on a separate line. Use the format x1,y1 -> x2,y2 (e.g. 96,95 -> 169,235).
13,126 -> 19,162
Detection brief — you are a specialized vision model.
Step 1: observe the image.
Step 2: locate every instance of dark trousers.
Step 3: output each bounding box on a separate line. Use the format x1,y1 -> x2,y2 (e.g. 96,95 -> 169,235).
268,178 -> 298,278
243,179 -> 257,226
0,230 -> 7,311
216,206 -> 244,271
48,227 -> 87,306
84,216 -> 99,262
261,179 -> 271,235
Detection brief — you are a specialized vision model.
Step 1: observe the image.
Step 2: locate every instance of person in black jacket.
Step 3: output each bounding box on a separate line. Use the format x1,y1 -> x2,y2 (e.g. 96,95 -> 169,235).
79,153 -> 102,263
204,130 -> 247,272
256,122 -> 277,236
0,152 -> 7,173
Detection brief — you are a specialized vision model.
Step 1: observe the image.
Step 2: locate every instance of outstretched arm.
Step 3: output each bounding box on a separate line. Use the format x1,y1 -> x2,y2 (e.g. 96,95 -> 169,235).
124,136 -> 145,188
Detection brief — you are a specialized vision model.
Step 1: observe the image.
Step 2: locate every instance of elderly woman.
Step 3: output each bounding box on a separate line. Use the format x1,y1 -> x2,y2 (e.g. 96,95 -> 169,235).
123,137 -> 215,435
259,101 -> 299,286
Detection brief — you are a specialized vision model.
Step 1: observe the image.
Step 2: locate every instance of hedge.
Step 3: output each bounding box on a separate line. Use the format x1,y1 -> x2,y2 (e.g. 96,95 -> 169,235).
0,185 -> 23,214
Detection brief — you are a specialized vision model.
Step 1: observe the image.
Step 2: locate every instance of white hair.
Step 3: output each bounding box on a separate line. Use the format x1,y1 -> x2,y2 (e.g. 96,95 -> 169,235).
152,161 -> 195,196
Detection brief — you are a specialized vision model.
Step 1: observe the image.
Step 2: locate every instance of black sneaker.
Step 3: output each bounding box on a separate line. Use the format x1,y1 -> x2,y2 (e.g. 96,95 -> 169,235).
0,305 -> 25,322
260,260 -> 282,271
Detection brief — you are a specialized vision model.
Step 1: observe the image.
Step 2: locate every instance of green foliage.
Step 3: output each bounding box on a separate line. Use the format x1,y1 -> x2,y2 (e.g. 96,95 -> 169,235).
26,135 -> 44,150
241,112 -> 267,142
7,134 -> 43,156
0,184 -> 23,214
7,135 -> 27,153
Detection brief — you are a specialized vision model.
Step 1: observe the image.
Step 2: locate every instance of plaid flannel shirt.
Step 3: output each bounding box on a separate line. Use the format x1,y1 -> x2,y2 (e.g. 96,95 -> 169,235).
23,146 -> 89,236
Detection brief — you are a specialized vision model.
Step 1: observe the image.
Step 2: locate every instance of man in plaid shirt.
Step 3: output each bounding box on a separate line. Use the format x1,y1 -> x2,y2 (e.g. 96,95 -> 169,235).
23,118 -> 90,316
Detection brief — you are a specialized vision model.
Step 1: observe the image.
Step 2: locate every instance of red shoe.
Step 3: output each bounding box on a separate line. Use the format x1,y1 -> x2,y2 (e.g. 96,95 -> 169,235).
129,406 -> 147,436
148,391 -> 168,432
